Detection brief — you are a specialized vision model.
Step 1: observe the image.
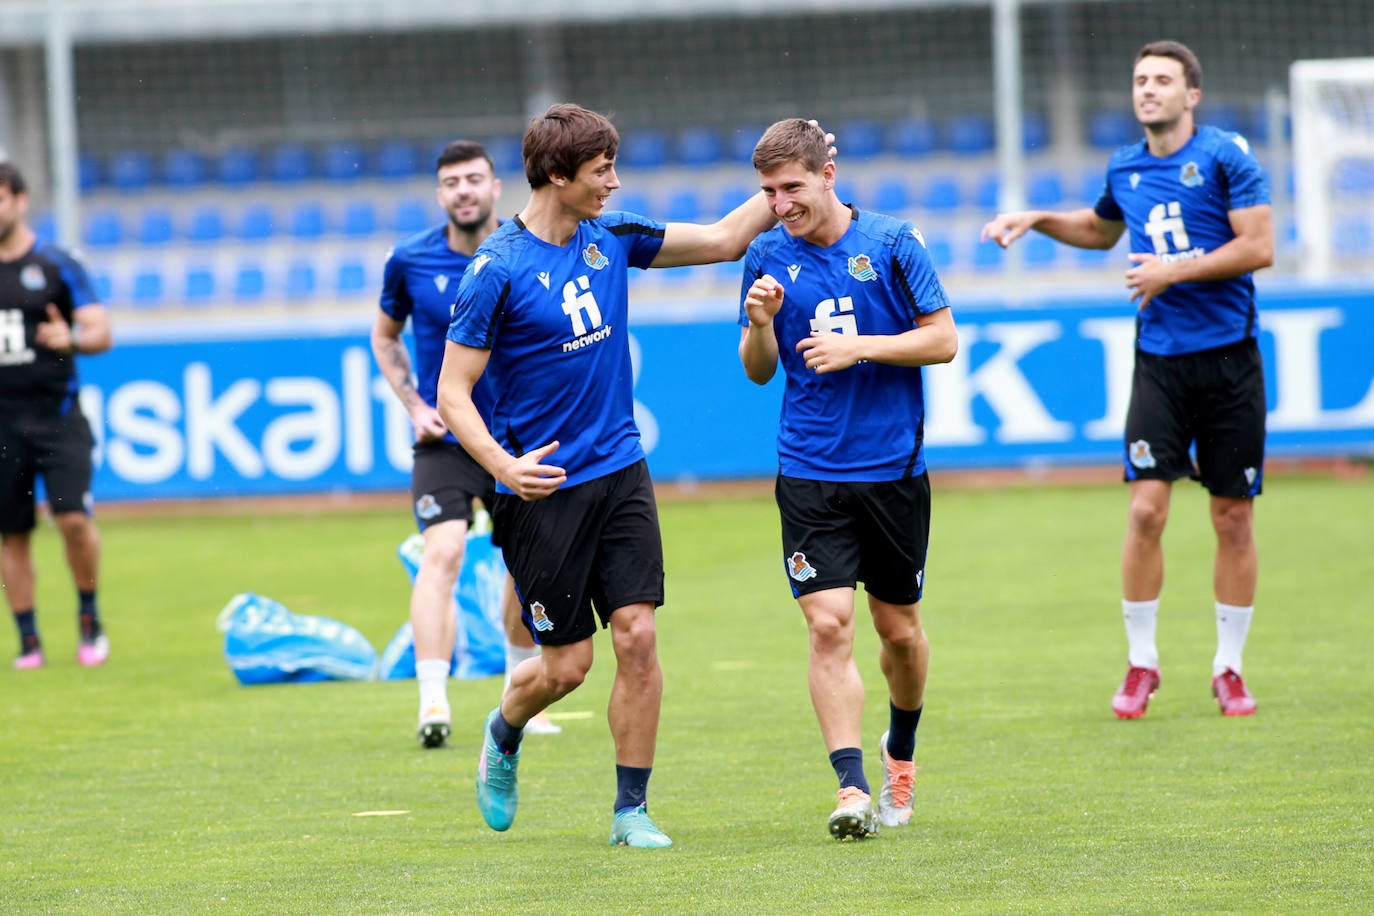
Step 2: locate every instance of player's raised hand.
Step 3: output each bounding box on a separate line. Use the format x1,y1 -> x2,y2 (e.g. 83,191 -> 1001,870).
744,274 -> 785,327
980,212 -> 1036,249
502,440 -> 568,502
34,303 -> 75,353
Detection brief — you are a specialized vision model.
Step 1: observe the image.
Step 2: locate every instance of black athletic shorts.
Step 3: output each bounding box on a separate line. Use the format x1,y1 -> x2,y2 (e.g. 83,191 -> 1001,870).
1123,338 -> 1266,498
490,459 -> 664,647
775,472 -> 931,606
0,407 -> 95,532
410,439 -> 495,531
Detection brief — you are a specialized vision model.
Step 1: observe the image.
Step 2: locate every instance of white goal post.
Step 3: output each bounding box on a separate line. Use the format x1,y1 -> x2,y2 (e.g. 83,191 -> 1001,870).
1290,57 -> 1374,280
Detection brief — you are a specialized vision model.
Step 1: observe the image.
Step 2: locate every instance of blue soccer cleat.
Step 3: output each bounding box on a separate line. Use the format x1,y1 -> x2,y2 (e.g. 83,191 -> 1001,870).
476,707 -> 520,831
609,804 -> 673,848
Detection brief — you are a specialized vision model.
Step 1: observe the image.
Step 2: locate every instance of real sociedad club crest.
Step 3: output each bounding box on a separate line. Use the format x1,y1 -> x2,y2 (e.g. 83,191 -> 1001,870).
1128,439 -> 1157,470
1179,162 -> 1204,188
582,244 -> 609,270
415,494 -> 442,520
847,254 -> 878,281
20,264 -> 45,291
788,551 -> 818,582
530,601 -> 554,632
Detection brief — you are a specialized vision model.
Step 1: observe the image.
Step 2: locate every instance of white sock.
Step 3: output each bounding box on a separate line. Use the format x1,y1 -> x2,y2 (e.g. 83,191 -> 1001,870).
1213,602 -> 1254,676
1122,599 -> 1160,669
416,658 -> 450,712
505,642 -> 540,691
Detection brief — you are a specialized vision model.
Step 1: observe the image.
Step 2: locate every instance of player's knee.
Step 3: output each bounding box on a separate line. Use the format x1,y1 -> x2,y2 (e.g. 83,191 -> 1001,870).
1210,500 -> 1254,547
541,655 -> 591,697
1127,497 -> 1169,540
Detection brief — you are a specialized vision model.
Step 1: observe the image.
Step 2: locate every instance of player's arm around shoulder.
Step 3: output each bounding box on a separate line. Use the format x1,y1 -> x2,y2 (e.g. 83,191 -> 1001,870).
654,192 -> 777,268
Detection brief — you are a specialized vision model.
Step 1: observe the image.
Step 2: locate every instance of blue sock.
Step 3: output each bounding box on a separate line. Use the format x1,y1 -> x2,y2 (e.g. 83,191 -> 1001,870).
14,609 -> 39,653
828,748 -> 869,794
886,701 -> 923,761
489,710 -> 523,755
79,590 -> 101,639
614,765 -> 652,813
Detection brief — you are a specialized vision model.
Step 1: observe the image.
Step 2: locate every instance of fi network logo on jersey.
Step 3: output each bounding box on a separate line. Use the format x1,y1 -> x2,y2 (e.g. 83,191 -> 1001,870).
560,275 -> 613,353
582,244 -> 609,270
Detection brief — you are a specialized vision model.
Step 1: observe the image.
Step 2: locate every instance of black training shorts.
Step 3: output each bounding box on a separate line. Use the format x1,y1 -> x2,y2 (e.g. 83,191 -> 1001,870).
409,439 -> 495,530
0,407 -> 95,532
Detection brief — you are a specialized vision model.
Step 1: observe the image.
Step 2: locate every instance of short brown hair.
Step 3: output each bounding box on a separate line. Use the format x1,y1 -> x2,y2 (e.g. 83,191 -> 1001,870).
436,139 -> 494,174
522,103 -> 619,190
0,161 -> 27,195
1135,40 -> 1203,90
751,119 -> 829,174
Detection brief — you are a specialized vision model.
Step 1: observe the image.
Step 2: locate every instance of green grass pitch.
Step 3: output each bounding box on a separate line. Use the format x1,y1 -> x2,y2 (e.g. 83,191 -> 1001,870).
2,473 -> 1370,913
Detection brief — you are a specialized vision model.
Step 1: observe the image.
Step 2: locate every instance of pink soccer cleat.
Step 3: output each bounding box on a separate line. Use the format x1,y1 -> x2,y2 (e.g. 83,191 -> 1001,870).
77,634 -> 110,667
1212,668 -> 1257,716
13,649 -> 45,670
1111,665 -> 1161,719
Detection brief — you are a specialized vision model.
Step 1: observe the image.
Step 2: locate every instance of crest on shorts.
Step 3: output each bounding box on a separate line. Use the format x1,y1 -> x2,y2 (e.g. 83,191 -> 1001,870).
1179,162 -> 1205,188
1128,439 -> 1157,470
415,494 -> 442,521
582,244 -> 609,270
848,254 -> 878,282
787,551 -> 818,582
530,601 -> 554,633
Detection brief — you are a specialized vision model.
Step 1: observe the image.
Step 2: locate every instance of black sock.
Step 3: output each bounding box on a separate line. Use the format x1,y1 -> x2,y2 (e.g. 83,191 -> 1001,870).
886,701 -> 923,761
614,765 -> 652,813
489,710 -> 523,755
828,747 -> 869,794
15,609 -> 39,653
79,590 -> 101,639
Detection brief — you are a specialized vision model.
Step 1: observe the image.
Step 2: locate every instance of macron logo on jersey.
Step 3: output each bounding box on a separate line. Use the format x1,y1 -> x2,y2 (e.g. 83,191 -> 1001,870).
472,254 -> 491,275
433,275 -> 450,294
537,271 -> 551,289
787,264 -> 802,282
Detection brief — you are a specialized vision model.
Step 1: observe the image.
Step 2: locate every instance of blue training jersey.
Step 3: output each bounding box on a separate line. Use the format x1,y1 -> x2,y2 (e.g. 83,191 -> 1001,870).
1094,125 -> 1270,356
379,224 -> 496,440
447,210 -> 666,491
739,206 -> 952,482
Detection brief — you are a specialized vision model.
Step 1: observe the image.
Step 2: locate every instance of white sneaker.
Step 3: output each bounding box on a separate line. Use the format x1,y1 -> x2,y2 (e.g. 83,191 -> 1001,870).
416,703 -> 451,748
523,710 -> 562,735
877,730 -> 917,827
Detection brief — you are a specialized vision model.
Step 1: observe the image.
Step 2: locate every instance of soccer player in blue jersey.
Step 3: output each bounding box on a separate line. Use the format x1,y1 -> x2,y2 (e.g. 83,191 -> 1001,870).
739,119 -> 958,839
372,140 -> 559,748
981,40 -> 1274,719
438,103 -> 798,848
0,162 -> 113,670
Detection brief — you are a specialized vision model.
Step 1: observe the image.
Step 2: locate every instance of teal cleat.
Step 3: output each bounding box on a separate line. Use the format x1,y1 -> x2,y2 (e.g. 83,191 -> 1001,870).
476,708 -> 519,831
609,804 -> 673,848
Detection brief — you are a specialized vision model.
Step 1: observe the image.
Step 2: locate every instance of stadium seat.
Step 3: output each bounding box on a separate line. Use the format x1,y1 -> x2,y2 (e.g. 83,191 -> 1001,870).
233,264 -> 267,302
335,259 -> 368,294
482,135 -> 524,176
924,237 -> 955,271
285,261 -> 317,299
1025,234 -> 1059,269
664,190 -> 702,222
1027,171 -> 1064,207
269,143 -> 313,183
83,210 -> 123,248
729,124 -> 767,162
676,126 -> 725,167
217,146 -> 261,185
618,129 -> 670,169
186,206 -> 227,243
90,272 -> 113,303
888,116 -> 938,158
163,148 -> 208,188
871,176 -> 912,214
183,266 -> 217,304
288,202 -> 326,239
131,268 -> 165,307
975,174 -> 1001,210
391,199 -> 430,234
108,149 -> 153,192
321,141 -> 367,182
1087,109 -> 1138,149
921,176 -> 961,212
838,119 -> 885,160
945,113 -> 995,154
1077,169 -> 1105,205
341,201 -> 378,237
136,208 -> 175,246
77,153 -> 102,192
237,204 -> 276,241
973,239 -> 1004,270
374,139 -> 421,179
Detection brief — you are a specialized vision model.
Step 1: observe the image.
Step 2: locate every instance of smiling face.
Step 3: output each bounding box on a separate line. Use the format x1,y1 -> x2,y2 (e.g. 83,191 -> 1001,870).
1132,54 -> 1200,130
436,157 -> 500,234
758,159 -> 836,242
558,152 -> 620,221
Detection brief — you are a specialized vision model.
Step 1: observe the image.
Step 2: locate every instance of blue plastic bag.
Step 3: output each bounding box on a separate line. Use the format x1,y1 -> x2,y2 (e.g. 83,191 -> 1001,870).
217,592 -> 377,685
376,523 -> 507,681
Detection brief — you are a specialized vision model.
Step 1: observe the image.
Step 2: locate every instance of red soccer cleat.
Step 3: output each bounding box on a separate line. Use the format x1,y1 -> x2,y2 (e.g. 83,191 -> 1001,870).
1212,668 -> 1257,716
1111,665 -> 1161,719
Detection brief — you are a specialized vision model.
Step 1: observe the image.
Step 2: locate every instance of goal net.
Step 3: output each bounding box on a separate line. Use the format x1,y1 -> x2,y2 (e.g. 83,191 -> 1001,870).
1291,57 -> 1374,279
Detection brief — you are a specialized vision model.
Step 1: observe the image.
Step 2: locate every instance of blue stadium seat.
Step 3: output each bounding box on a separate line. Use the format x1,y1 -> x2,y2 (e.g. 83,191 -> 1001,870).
233,264 -> 267,302
335,259 -> 368,294
1027,171 -> 1064,207
945,113 -> 995,154
374,139 -> 421,179
108,150 -> 153,192
288,202 -> 325,239
664,190 -> 702,222
924,237 -> 955,271
1026,234 -> 1059,269
321,142 -> 367,182
83,210 -> 123,248
217,146 -> 261,185
237,204 -> 275,241
163,148 -> 208,188
921,176 -> 961,212
871,176 -> 912,214
1078,169 -> 1105,205
729,125 -> 767,162
341,201 -> 378,237
482,135 -> 524,176
975,174 -> 1000,210
838,119 -> 885,160
136,208 -> 175,246
91,272 -> 113,303
676,127 -> 725,167
285,261 -> 317,299
973,239 -> 1005,270
618,129 -> 670,169
269,143 -> 313,183
183,266 -> 217,304
131,268 -> 165,307
888,116 -> 938,158
1022,112 -> 1051,152
1087,109 -> 1138,149
186,206 -> 226,243
78,153 -> 102,192
391,199 -> 430,234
